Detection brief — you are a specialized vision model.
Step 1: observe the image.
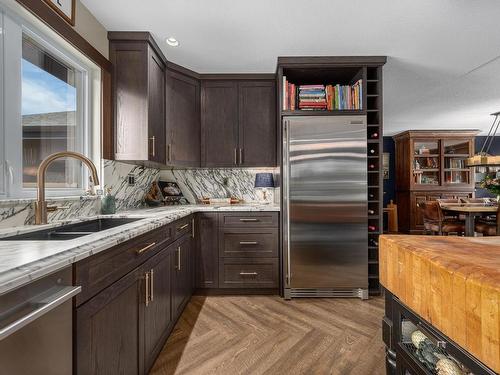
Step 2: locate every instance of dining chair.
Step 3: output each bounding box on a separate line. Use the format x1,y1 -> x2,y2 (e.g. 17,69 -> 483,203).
475,204 -> 500,236
436,198 -> 462,220
419,201 -> 465,235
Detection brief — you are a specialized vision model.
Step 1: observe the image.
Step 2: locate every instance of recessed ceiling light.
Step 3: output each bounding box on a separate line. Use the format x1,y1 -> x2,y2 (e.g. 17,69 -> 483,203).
166,37 -> 179,47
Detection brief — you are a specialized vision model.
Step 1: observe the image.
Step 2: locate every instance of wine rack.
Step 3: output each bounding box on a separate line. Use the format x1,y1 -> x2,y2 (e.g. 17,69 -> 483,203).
366,65 -> 383,296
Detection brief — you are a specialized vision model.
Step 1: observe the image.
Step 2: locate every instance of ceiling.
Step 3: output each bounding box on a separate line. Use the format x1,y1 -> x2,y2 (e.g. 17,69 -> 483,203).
82,0 -> 500,135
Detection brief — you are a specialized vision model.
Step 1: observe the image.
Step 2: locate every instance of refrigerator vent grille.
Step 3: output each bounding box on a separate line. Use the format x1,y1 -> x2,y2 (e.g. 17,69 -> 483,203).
290,288 -> 368,300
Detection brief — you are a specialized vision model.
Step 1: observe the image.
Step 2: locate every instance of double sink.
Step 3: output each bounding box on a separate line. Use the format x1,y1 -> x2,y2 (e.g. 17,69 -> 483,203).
0,218 -> 142,241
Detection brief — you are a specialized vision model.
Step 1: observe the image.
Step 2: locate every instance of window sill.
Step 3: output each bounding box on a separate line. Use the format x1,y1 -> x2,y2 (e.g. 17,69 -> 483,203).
0,195 -> 99,207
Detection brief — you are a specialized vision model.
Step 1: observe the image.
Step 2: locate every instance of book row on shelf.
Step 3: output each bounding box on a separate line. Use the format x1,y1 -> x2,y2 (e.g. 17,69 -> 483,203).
282,77 -> 363,111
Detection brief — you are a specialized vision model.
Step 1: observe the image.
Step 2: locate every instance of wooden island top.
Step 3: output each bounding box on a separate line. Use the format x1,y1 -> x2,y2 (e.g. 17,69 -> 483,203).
380,234 -> 500,373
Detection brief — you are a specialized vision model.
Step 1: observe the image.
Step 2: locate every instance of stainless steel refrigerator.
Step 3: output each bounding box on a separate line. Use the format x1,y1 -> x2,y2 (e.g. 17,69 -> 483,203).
282,115 -> 368,299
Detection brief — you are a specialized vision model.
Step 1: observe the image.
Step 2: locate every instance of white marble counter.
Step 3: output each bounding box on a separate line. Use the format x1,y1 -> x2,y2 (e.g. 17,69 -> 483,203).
0,204 -> 279,295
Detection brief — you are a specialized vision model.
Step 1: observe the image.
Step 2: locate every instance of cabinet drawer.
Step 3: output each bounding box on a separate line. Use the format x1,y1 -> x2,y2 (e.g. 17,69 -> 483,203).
219,258 -> 279,288
219,228 -> 278,257
74,225 -> 173,306
174,215 -> 193,239
220,212 -> 278,228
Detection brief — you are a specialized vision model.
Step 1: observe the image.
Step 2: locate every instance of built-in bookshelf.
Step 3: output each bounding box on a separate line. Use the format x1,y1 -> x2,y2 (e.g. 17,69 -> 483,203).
277,57 -> 386,296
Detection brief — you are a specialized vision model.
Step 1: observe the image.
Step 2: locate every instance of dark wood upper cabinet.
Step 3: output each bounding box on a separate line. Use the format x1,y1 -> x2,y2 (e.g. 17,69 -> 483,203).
195,213 -> 219,288
109,32 -> 166,164
166,69 -> 201,166
201,79 -> 276,167
238,81 -> 276,166
201,80 -> 239,167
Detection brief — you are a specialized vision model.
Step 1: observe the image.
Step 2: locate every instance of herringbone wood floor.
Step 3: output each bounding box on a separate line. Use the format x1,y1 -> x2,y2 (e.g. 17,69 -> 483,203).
150,295 -> 386,375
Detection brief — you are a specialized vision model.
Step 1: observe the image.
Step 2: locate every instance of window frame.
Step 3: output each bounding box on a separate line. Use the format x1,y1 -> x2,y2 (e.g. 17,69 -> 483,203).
0,6 -> 100,199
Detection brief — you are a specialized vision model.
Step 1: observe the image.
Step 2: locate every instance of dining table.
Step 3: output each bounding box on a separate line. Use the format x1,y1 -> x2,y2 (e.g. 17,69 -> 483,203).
440,203 -> 499,236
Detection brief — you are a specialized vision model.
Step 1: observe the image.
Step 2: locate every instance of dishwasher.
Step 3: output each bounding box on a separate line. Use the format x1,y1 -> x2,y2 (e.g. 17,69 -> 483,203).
0,267 -> 80,375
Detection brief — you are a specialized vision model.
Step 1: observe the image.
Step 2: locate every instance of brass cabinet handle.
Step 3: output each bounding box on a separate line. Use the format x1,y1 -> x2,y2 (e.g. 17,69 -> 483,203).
177,223 -> 189,231
192,218 -> 195,238
239,218 -> 259,222
239,148 -> 243,165
145,271 -> 150,307
136,242 -> 156,255
150,136 -> 156,157
239,241 -> 258,245
167,143 -> 172,162
234,148 -> 238,165
150,269 -> 154,302
239,272 -> 258,276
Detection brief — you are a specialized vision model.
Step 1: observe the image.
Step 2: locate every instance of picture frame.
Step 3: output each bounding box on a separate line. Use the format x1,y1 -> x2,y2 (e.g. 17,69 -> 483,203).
43,0 -> 75,26
383,152 -> 390,180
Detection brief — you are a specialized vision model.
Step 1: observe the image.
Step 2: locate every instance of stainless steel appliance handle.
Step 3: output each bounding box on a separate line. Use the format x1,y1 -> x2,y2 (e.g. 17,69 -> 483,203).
239,241 -> 258,245
0,285 -> 81,341
150,269 -> 154,302
150,136 -> 156,157
239,272 -> 258,276
284,119 -> 291,287
234,148 -> 238,165
239,218 -> 259,222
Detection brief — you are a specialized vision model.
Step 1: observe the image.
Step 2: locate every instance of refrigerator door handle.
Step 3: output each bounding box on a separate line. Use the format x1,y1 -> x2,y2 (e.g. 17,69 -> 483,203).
283,119 -> 291,289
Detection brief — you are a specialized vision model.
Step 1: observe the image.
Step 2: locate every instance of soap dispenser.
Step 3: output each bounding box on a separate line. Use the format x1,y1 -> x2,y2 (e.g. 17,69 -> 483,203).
101,187 -> 116,214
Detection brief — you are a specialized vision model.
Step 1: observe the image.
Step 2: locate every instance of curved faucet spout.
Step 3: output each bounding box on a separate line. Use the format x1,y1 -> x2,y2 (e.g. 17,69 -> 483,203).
35,151 -> 100,225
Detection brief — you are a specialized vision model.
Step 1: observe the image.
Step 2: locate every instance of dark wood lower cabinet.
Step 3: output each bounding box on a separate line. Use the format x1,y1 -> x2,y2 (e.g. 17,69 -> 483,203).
195,213 -> 219,288
75,268 -> 145,375
172,235 -> 193,319
143,244 -> 173,372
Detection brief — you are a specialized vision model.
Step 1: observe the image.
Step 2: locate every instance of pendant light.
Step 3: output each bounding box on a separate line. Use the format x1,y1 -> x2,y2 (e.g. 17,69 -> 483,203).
465,111 -> 500,167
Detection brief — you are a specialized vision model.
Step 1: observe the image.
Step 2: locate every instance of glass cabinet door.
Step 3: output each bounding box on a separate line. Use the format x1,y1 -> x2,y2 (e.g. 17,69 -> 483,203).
412,141 -> 440,186
443,140 -> 472,185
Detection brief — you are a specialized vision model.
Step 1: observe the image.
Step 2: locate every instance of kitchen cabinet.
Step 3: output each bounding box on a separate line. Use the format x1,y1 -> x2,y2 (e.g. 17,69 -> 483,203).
75,220 -> 194,375
109,32 -> 166,164
201,79 -> 276,167
201,80 -> 239,167
172,234 -> 193,319
142,244 -> 173,372
166,69 -> 201,167
238,81 -> 276,166
76,268 -> 144,375
195,213 -> 219,288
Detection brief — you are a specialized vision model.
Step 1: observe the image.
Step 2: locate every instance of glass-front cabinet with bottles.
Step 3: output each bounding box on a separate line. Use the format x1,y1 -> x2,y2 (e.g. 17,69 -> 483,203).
410,137 -> 474,189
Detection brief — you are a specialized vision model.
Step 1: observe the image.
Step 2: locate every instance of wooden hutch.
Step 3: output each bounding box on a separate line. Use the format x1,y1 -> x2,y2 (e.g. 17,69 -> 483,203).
393,130 -> 479,233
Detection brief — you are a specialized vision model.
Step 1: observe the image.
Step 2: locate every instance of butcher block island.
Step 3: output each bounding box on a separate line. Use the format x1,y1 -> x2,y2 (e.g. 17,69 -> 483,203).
379,235 -> 500,375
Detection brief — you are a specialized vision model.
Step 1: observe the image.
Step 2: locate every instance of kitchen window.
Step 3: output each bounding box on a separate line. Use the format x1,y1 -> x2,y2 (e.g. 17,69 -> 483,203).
0,8 -> 101,198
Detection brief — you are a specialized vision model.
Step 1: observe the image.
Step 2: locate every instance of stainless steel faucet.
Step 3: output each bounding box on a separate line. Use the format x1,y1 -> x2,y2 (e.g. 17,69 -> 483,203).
35,151 -> 100,225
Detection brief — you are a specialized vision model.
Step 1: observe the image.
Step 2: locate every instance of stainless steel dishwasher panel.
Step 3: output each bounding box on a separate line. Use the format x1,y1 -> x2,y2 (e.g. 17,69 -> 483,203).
0,267 -> 80,375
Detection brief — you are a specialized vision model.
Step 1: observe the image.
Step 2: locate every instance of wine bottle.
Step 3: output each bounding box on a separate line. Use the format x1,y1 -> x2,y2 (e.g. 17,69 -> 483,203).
368,193 -> 375,199
368,225 -> 377,232
371,132 -> 379,139
368,209 -> 375,215
368,164 -> 376,169
369,239 -> 379,247
369,149 -> 376,154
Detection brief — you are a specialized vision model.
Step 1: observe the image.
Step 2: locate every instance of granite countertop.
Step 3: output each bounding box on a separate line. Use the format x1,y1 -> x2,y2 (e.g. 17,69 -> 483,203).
379,234 -> 500,373
0,204 -> 279,295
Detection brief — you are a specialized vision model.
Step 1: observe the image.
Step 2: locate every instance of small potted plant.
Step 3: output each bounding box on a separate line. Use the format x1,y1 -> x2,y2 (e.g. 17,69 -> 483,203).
480,175 -> 500,201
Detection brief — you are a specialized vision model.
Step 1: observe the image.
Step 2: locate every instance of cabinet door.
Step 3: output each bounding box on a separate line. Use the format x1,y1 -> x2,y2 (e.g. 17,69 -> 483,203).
76,269 -> 144,375
166,70 -> 200,167
148,47 -> 166,164
412,194 -> 427,231
201,81 -> 238,167
112,41 -> 149,161
172,235 -> 193,319
195,213 -> 219,288
238,81 -> 276,167
143,245 -> 173,372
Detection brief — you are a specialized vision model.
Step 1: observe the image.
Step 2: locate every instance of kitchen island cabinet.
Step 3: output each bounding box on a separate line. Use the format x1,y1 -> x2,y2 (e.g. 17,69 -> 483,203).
379,235 -> 500,375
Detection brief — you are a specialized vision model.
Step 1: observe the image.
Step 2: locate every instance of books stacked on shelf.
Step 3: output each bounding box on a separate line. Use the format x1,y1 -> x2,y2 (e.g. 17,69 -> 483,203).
282,76 -> 363,111
299,85 -> 326,110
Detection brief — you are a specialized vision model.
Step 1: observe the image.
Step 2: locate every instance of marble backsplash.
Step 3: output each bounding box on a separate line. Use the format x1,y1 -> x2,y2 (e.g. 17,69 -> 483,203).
0,161 -> 278,228
160,168 -> 278,204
